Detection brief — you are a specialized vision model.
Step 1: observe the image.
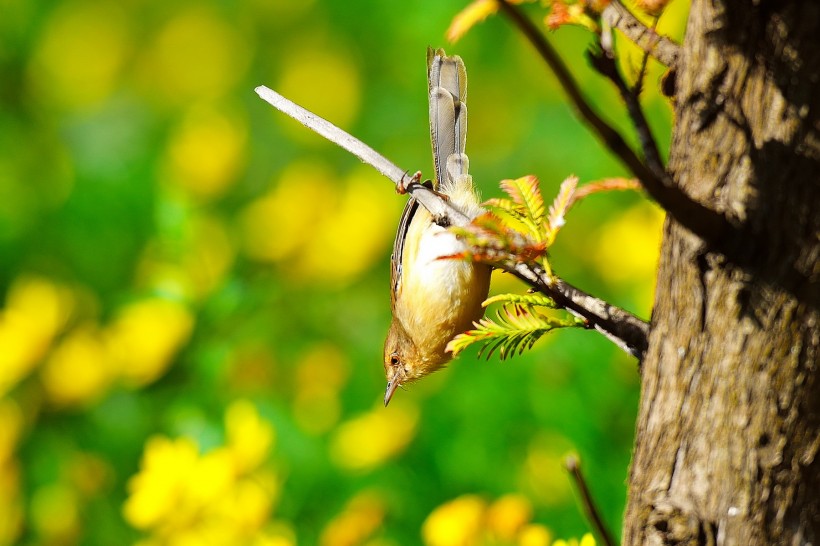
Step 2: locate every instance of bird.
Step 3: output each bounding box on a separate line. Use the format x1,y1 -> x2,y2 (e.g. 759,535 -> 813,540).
382,48 -> 491,406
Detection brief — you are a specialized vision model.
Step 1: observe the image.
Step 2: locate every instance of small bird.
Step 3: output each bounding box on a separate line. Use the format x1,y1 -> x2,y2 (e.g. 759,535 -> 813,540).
382,48 -> 491,405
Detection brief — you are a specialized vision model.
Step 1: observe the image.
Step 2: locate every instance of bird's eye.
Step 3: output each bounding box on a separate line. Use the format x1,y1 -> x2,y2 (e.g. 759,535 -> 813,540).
390,354 -> 400,366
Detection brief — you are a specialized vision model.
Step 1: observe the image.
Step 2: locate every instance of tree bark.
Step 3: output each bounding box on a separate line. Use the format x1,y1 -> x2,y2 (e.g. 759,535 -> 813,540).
623,1 -> 820,545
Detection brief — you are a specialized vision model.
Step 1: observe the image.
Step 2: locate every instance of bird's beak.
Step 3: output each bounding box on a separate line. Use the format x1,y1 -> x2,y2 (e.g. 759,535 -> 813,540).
384,373 -> 401,406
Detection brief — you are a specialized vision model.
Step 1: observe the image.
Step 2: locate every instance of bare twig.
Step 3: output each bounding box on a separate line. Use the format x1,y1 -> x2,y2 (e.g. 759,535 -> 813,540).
585,49 -> 730,246
601,0 -> 680,68
497,0 -> 649,181
255,86 -> 419,191
255,84 -> 650,359
496,1 -> 730,246
565,455 -> 617,546
509,262 -> 648,359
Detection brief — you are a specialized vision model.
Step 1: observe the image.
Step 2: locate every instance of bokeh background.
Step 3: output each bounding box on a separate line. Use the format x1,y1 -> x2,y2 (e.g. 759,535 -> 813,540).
0,0 -> 687,544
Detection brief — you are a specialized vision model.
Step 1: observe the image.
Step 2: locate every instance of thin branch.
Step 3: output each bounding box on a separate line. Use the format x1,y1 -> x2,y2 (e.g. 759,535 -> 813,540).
585,49 -> 731,246
255,86 -> 419,192
255,84 -> 650,359
601,0 -> 680,68
497,0 -> 649,181
508,262 -> 648,359
497,1 -> 731,247
565,455 -> 617,546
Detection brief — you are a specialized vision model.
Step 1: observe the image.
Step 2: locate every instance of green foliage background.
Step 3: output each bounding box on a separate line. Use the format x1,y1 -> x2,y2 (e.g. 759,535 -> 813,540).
0,0 -> 686,544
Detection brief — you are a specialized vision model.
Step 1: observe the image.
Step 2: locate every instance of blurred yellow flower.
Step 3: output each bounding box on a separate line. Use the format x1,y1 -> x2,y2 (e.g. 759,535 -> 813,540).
591,202 -> 664,313
517,524 -> 552,546
240,161 -> 337,263
241,162 -> 400,285
225,399 -> 276,473
320,491 -> 385,546
40,324 -> 114,407
422,495 -> 486,546
30,483 -> 80,543
27,3 -> 130,110
137,7 -> 249,103
276,45 -> 360,138
292,344 -> 349,435
486,494 -> 533,542
106,297 -> 194,387
124,400 -> 278,545
0,275 -> 75,397
0,400 -> 22,466
552,533 -> 596,546
0,467 -> 22,546
182,215 -> 236,299
517,434 -> 573,507
165,105 -> 248,201
0,400 -> 23,545
124,436 -> 201,529
295,167 -> 401,285
329,404 -> 418,472
137,213 -> 235,302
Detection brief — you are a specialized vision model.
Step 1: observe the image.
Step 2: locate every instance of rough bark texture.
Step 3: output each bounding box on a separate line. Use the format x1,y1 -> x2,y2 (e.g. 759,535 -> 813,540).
623,1 -> 820,545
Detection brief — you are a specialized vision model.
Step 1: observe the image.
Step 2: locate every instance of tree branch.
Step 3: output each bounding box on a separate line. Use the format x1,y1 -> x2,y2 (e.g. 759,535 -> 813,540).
497,0 -> 649,181
601,0 -> 680,68
498,1 -> 733,250
255,84 -> 650,359
507,262 -> 648,359
585,50 -> 732,249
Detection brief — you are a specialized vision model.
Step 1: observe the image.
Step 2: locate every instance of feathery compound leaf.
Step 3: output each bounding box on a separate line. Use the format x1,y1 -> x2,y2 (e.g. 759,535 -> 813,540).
482,292 -> 558,308
446,304 -> 583,360
500,176 -> 545,230
569,177 -> 640,207
546,175 -> 578,245
446,212 -> 546,265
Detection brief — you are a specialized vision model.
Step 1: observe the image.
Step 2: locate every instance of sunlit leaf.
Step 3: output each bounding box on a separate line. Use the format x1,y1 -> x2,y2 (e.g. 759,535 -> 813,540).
447,0 -> 499,43
499,176 -> 544,228
482,292 -> 557,309
569,177 -> 640,208
446,304 -> 582,360
545,175 -> 577,246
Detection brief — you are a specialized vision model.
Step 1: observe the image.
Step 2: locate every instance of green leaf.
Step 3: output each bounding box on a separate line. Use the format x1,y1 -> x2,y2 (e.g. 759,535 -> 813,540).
482,292 -> 557,309
446,304 -> 582,360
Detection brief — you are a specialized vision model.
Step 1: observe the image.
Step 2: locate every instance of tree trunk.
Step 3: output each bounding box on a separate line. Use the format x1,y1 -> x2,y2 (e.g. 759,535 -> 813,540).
622,1 -> 820,545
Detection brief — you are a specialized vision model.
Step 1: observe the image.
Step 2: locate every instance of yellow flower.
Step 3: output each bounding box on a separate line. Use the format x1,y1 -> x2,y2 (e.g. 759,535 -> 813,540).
225,399 -> 275,473
0,400 -> 23,465
275,46 -> 360,137
0,400 -> 23,545
123,436 -> 200,530
552,534 -> 596,546
40,324 -> 114,407
106,297 -> 194,387
329,404 -> 418,471
591,202 -> 664,313
135,7 -> 249,104
0,276 -> 75,396
292,344 -> 349,435
517,524 -> 552,546
518,435 -> 573,507
27,3 -> 130,110
294,167 -> 401,285
30,483 -> 80,543
422,495 -> 486,546
320,491 -> 385,546
124,401 -> 278,544
164,105 -> 248,201
486,494 -> 533,541
239,161 -> 337,263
